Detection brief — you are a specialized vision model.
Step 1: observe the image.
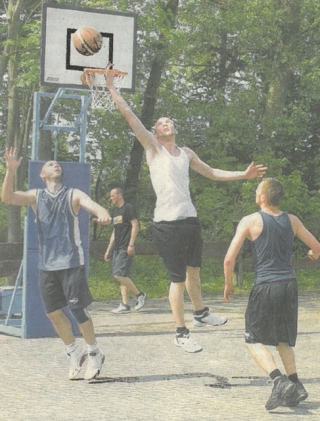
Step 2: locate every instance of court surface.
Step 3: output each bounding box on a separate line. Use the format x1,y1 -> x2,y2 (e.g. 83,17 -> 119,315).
1,291 -> 320,421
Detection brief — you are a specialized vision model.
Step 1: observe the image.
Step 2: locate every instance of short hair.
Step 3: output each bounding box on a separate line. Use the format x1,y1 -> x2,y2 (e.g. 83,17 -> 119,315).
111,187 -> 124,196
261,178 -> 284,206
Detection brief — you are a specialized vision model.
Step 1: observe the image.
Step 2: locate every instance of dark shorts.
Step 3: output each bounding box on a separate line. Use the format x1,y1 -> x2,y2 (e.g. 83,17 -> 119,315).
152,217 -> 203,283
112,248 -> 133,277
38,265 -> 93,314
245,279 -> 298,347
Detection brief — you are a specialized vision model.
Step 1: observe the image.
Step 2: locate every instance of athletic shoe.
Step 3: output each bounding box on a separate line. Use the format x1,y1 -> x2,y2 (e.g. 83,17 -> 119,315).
265,375 -> 296,411
111,303 -> 131,314
193,307 -> 227,327
134,292 -> 146,311
84,351 -> 105,380
283,381 -> 308,407
67,346 -> 88,380
174,334 -> 203,353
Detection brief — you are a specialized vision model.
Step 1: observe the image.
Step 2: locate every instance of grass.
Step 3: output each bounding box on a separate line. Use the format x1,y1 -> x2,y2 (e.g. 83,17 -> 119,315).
1,258 -> 319,300
88,256 -> 320,301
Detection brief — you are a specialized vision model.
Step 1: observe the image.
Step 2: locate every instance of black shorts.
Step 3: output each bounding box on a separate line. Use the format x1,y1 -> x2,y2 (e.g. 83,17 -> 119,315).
152,217 -> 203,283
112,248 -> 133,277
38,265 -> 93,314
245,279 -> 298,347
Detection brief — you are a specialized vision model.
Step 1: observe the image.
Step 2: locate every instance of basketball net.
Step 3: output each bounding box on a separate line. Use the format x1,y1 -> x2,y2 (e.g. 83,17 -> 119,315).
81,68 -> 127,111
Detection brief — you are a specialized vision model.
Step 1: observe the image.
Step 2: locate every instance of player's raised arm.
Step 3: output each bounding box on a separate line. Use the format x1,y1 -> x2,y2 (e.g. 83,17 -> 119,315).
186,148 -> 267,181
72,189 -> 111,225
2,148 -> 36,207
105,72 -> 159,153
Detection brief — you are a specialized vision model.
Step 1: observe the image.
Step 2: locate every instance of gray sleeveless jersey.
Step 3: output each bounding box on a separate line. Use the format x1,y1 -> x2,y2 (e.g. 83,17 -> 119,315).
36,186 -> 84,271
251,211 -> 296,284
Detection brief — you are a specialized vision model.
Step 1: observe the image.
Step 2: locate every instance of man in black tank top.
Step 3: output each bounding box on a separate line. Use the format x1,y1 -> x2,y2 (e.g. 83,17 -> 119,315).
223,178 -> 320,410
2,149 -> 112,381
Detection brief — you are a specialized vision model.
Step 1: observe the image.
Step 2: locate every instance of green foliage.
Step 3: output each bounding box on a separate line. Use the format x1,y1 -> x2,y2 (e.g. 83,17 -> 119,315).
2,0 -> 320,252
88,255 -> 320,301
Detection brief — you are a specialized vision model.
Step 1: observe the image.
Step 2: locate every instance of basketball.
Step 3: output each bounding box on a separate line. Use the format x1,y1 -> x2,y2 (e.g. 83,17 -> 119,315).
72,26 -> 103,56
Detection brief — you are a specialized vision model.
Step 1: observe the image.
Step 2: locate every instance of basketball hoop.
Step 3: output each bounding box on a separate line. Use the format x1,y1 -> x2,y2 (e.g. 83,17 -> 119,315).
81,68 -> 128,111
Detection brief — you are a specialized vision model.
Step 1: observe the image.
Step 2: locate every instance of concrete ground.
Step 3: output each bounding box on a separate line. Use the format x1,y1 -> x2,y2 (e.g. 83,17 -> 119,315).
1,290 -> 320,421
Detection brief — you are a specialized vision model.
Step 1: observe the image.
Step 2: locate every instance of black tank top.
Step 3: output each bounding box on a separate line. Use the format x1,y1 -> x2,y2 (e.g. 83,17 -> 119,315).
251,211 -> 296,284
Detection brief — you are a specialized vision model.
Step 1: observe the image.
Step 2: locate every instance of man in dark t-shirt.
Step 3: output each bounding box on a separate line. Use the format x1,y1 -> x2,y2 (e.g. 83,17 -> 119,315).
104,187 -> 146,313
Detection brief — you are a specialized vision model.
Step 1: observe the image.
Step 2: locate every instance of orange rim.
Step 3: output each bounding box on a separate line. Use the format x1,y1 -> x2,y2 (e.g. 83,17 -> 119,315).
83,68 -> 127,77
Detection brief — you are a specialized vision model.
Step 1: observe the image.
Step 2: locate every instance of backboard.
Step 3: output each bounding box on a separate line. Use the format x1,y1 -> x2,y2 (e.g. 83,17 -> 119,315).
41,4 -> 137,92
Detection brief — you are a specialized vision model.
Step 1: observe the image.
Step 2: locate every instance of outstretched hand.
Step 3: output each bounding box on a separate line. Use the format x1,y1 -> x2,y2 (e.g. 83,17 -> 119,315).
92,216 -> 112,225
4,147 -> 23,171
245,162 -> 267,179
105,63 -> 115,89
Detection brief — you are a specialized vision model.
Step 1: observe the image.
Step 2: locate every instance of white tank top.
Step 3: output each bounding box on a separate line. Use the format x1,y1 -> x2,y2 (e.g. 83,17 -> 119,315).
149,146 -> 197,222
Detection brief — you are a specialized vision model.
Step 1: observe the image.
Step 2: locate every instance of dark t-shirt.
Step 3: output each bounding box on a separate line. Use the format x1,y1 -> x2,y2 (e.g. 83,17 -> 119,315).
112,203 -> 137,250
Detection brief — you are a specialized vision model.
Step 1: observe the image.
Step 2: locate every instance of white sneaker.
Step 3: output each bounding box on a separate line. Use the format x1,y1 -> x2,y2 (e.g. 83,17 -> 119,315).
134,292 -> 146,311
67,346 -> 88,380
111,303 -> 131,314
84,351 -> 105,380
193,309 -> 227,327
174,334 -> 203,353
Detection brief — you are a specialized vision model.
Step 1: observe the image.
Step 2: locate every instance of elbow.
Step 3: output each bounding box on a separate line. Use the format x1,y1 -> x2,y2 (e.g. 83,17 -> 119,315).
1,195 -> 11,205
224,256 -> 234,270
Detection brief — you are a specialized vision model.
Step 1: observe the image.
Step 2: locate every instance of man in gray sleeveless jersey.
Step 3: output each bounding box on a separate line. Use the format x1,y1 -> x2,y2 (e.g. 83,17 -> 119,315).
106,73 -> 267,353
224,178 -> 320,410
2,148 -> 111,381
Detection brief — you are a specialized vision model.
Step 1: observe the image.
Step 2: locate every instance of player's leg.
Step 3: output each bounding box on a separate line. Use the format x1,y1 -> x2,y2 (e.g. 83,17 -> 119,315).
38,269 -> 88,380
245,282 -> 296,410
152,220 -> 202,353
62,266 -> 105,380
183,221 -> 227,328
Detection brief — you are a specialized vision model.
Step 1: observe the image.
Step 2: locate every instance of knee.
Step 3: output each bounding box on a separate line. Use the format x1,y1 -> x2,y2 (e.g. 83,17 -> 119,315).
70,307 -> 90,324
47,309 -> 64,323
186,267 -> 200,283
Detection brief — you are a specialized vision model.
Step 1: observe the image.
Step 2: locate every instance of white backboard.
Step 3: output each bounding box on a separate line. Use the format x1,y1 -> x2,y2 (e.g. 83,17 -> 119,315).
41,4 -> 137,91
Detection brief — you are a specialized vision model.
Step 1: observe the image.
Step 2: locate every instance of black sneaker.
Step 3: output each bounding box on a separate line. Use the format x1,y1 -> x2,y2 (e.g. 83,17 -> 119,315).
265,375 -> 296,411
283,381 -> 308,407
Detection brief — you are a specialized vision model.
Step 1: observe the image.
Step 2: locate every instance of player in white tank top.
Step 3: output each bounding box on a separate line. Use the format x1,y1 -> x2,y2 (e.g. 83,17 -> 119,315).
106,75 -> 267,353
149,145 -> 196,222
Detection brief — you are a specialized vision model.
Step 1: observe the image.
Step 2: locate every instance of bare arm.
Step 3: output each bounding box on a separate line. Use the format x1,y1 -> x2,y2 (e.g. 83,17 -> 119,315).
106,73 -> 160,154
104,229 -> 115,262
1,148 -> 36,206
72,189 -> 111,225
127,218 -> 139,256
224,216 -> 253,303
185,148 -> 267,181
289,214 -> 320,260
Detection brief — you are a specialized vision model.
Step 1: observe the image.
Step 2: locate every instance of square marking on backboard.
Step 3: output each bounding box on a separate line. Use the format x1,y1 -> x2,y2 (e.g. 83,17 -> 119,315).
41,4 -> 136,91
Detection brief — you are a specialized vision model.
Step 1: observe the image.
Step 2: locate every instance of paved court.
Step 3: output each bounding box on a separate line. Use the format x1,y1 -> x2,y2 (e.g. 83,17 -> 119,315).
1,290 -> 320,421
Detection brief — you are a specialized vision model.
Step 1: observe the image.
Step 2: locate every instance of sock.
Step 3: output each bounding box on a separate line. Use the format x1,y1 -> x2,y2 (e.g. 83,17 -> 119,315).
269,369 -> 282,381
87,342 -> 99,354
66,342 -> 78,354
176,327 -> 189,337
288,373 -> 299,383
194,307 -> 209,318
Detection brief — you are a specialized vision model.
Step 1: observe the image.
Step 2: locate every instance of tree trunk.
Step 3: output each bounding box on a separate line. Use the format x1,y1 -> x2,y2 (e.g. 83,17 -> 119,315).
0,0 -> 24,82
124,0 -> 180,205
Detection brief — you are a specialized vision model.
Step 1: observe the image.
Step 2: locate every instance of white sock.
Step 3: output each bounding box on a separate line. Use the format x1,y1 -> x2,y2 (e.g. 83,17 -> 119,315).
87,342 -> 99,353
66,342 -> 78,354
